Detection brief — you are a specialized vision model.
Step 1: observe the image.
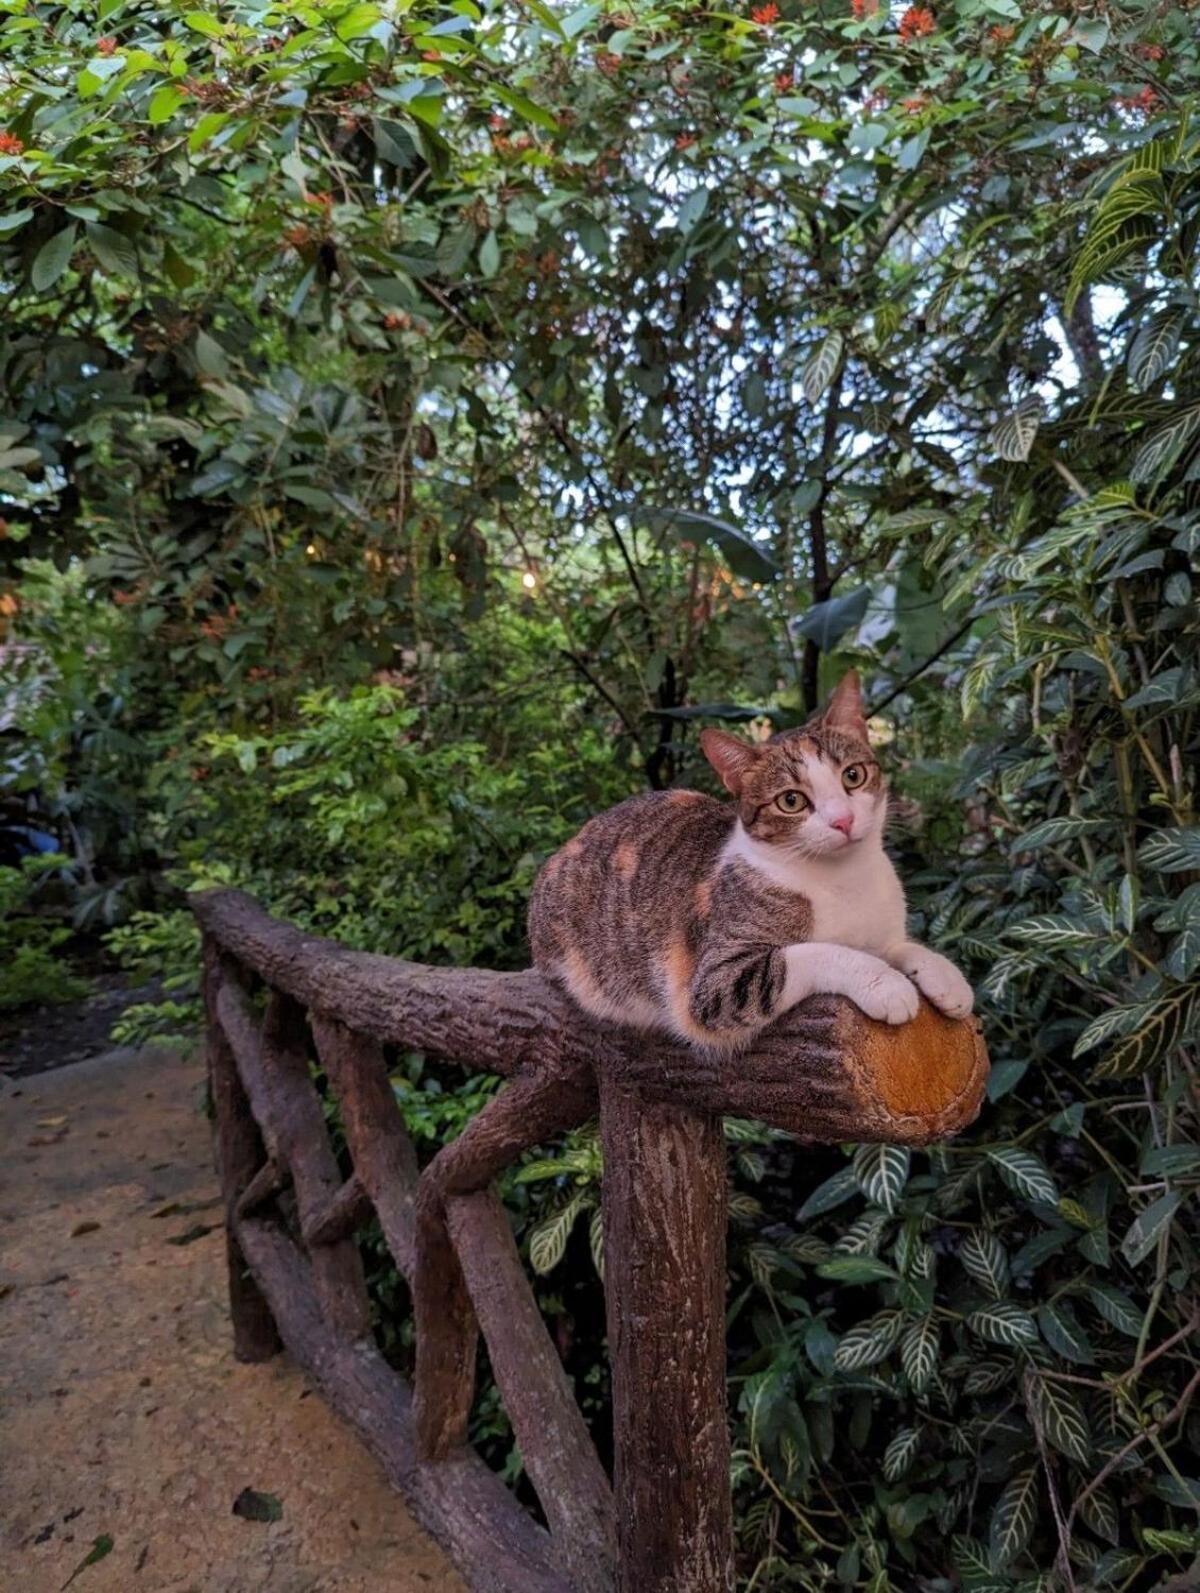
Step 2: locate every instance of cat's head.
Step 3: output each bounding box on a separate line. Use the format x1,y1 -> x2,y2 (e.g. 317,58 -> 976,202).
699,671 -> 885,858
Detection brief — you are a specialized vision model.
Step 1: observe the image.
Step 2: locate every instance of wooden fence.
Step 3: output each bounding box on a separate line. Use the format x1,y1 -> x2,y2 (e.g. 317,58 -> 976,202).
193,886 -> 988,1593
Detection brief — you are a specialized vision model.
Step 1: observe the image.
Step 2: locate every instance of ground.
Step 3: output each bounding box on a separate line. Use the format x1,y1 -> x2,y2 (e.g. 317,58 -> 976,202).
0,1044 -> 467,1593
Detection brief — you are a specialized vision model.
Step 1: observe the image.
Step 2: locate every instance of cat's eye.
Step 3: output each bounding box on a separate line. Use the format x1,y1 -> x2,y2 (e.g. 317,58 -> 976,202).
842,764 -> 868,790
775,789 -> 807,813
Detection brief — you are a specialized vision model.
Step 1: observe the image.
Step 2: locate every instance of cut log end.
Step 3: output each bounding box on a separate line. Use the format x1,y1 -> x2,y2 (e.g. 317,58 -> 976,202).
837,999 -> 989,1145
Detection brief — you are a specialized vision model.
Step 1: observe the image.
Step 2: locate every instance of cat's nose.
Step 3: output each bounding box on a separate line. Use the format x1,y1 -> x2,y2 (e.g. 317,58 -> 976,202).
829,813 -> 854,836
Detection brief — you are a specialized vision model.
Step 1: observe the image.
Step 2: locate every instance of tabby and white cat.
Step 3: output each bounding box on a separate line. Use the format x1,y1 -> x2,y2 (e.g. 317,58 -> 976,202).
529,671 -> 973,1050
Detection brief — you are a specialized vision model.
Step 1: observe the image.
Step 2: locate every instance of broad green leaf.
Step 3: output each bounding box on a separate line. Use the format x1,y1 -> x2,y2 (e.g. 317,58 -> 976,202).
85,221 -> 138,277
1119,1190 -> 1180,1267
987,1148 -> 1058,1206
833,1308 -> 903,1370
1128,308 -> 1184,390
959,1230 -> 1010,1299
31,226 -> 77,292
817,1255 -> 898,1284
967,1302 -> 1038,1347
989,397 -> 1042,463
802,331 -> 843,405
792,587 -> 870,650
528,1189 -> 587,1274
883,1426 -> 919,1480
797,1166 -> 859,1221
1139,827 -> 1200,873
1037,1299 -> 1095,1365
851,1144 -> 910,1213
1025,1373 -> 1090,1464
990,1467 -> 1038,1565
1083,1283 -> 1142,1338
900,1315 -> 939,1394
638,507 -> 780,584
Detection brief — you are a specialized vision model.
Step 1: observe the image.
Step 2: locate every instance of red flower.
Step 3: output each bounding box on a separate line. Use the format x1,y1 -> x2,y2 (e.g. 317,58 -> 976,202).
1115,85 -> 1158,115
596,51 -> 621,75
675,131 -> 697,150
96,35 -> 118,55
1135,43 -> 1166,61
383,311 -> 410,331
774,72 -> 793,92
489,112 -> 507,130
0,131 -> 24,155
988,23 -> 1014,44
901,93 -> 929,113
306,190 -> 335,210
283,225 -> 310,248
751,2 -> 780,23
898,6 -> 935,39
851,0 -> 879,17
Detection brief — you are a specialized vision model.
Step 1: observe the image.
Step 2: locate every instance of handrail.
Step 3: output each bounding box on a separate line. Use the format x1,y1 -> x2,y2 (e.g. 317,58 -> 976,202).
192,886 -> 988,1593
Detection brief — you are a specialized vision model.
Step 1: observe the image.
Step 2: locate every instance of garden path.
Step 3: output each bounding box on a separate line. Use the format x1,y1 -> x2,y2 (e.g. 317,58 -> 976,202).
0,1044 -> 466,1593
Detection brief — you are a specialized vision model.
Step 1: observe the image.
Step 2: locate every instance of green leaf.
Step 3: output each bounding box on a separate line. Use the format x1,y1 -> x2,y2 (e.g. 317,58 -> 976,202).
987,1148 -> 1058,1206
0,208 -> 35,236
967,1301 -> 1038,1347
989,397 -> 1042,463
85,220 -> 138,277
561,2 -> 601,38
1037,1299 -> 1095,1365
61,1534 -> 115,1589
1119,1190 -> 1180,1267
1025,1373 -> 1090,1464
478,229 -> 500,277
848,121 -> 888,154
817,1255 -> 898,1284
851,1144 -> 910,1214
1083,1283 -> 1142,1338
959,1230 -> 1010,1300
231,1487 -> 283,1521
31,226 -> 77,292
802,331 -> 843,405
1139,827 -> 1200,873
833,1308 -> 903,1370
528,1189 -> 587,1274
897,129 -> 930,170
183,11 -> 224,37
883,1426 -> 919,1480
792,587 -> 870,650
494,86 -> 558,132
1078,1486 -> 1120,1545
1010,815 -> 1110,852
900,1315 -> 939,1394
1092,987 -> 1197,1080
1131,403 -> 1200,485
990,1467 -> 1038,1565
148,83 -> 187,124
797,1166 -> 859,1221
1128,308 -> 1184,390
638,507 -> 780,584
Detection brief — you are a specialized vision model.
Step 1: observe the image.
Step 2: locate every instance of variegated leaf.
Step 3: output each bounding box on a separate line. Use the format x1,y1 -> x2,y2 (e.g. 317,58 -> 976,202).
989,1466 -> 1039,1565
883,1425 -> 920,1481
900,1315 -> 939,1394
833,1309 -> 904,1371
802,330 -> 843,404
987,1148 -> 1059,1206
968,1302 -> 1039,1347
852,1143 -> 911,1214
989,396 -> 1043,463
959,1230 -> 1011,1300
1025,1372 -> 1091,1464
528,1189 -> 587,1275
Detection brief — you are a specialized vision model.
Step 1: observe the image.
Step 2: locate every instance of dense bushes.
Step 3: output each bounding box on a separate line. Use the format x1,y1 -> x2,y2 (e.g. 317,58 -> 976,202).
3,1 -> 1199,1587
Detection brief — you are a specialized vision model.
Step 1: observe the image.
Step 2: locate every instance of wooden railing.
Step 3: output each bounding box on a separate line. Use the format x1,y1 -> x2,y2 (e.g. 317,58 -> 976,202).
193,887 -> 989,1593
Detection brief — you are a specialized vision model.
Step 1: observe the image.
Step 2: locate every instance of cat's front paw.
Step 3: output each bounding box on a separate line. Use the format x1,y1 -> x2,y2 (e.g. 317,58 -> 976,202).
900,948 -> 975,1020
849,966 -> 921,1026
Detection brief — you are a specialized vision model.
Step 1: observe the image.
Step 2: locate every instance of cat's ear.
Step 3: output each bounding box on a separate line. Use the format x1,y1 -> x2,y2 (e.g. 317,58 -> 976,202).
700,728 -> 761,796
822,669 -> 869,740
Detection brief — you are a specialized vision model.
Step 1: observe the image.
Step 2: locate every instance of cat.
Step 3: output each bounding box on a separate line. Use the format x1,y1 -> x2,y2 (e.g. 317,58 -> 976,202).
529,670 -> 973,1051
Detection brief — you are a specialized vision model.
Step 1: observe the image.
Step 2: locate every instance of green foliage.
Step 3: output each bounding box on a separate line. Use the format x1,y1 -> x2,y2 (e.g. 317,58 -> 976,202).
4,0 -> 1200,1586
0,857 -> 88,1010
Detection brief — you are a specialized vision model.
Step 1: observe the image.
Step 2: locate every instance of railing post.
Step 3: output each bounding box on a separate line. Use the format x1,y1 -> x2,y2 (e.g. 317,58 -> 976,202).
600,1070 -> 734,1593
203,937 -> 281,1363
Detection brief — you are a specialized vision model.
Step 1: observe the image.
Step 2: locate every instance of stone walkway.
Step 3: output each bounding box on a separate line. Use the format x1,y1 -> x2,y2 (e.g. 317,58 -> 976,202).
0,1046 -> 466,1593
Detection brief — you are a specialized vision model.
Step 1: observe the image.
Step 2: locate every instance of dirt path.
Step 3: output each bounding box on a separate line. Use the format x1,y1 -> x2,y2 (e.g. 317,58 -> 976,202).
0,1046 -> 466,1593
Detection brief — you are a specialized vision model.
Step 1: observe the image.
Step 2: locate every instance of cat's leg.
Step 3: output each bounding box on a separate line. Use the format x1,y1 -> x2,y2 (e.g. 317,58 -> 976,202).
882,941 -> 974,1019
781,942 -> 919,1025
684,940 -> 920,1044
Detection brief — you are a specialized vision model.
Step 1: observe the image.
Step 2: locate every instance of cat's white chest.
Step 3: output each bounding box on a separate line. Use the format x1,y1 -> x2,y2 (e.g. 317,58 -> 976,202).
802,859 -> 906,953
724,826 -> 907,953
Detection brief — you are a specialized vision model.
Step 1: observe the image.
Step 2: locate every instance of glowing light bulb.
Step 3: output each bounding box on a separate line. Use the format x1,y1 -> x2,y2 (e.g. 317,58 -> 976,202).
522,571 -> 537,590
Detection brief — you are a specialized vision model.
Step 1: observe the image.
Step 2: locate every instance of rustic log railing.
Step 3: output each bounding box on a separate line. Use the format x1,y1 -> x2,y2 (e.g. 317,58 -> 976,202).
193,887 -> 989,1593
